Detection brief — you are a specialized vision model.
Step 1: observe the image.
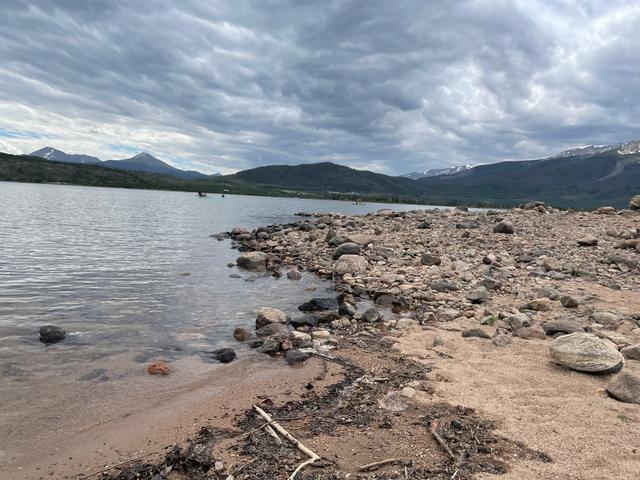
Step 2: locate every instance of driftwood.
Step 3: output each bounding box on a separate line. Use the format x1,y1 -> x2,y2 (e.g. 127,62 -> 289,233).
430,420 -> 456,460
358,457 -> 404,471
253,405 -> 320,480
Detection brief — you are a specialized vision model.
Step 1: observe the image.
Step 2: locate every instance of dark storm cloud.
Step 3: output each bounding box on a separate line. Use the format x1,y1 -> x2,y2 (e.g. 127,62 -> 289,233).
1,0 -> 639,174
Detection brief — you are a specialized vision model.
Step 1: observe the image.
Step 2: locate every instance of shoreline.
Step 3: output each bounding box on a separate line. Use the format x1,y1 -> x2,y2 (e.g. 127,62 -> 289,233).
6,202 -> 640,479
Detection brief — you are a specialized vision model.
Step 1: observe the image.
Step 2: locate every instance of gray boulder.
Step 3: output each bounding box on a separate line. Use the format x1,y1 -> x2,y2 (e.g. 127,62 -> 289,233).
236,251 -> 268,269
362,308 -> 382,322
462,328 -> 491,339
621,343 -> 640,361
549,333 -> 624,373
420,253 -> 441,266
332,242 -> 361,259
607,371 -> 640,404
334,254 -> 368,275
255,323 -> 290,338
629,195 -> 640,210
256,307 -> 288,329
39,325 -> 66,344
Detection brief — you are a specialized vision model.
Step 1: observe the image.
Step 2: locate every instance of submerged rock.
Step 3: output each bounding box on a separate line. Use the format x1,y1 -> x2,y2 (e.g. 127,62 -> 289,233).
549,333 -> 624,374
39,325 -> 66,344
298,297 -> 338,312
147,360 -> 171,375
233,326 -> 253,342
209,348 -> 236,364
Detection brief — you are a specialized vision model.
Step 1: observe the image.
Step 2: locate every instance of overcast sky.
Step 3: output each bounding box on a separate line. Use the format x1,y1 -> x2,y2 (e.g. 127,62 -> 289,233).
1,1 -> 639,175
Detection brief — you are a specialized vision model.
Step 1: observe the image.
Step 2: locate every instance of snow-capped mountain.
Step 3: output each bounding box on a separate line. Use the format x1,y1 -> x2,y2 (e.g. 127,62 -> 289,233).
402,163 -> 474,180
30,147 -> 101,164
29,147 -> 211,179
549,138 -> 640,158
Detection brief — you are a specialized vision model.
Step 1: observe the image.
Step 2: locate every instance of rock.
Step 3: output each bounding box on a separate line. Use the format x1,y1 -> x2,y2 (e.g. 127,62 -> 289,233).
416,221 -> 431,229
287,268 -> 302,280
542,257 -> 562,272
347,234 -> 374,247
462,328 -> 491,339
525,298 -> 552,311
590,311 -> 621,326
332,242 -> 361,259
210,348 -> 236,363
629,195 -> 640,210
260,338 -> 282,354
492,334 -> 513,347
362,308 -> 382,322
330,318 -> 352,329
338,302 -> 356,317
432,336 -> 445,347
147,360 -> 171,375
607,371 -> 640,404
436,307 -> 461,321
334,254 -> 368,275
328,235 -> 349,246
466,286 -> 489,304
298,297 -> 338,312
493,220 -> 515,234
549,333 -> 624,373
378,391 -> 410,412
504,313 -> 531,330
515,326 -> 546,340
285,349 -> 312,365
542,319 -> 584,336
233,326 -> 253,341
255,323 -> 290,338
431,280 -> 459,292
230,227 -> 249,237
559,295 -> 580,308
396,318 -> 418,329
256,307 -> 288,329
621,344 -> 640,361
577,235 -> 598,247
595,206 -> 616,214
236,251 -> 268,269
420,253 -> 441,266
39,325 -> 66,344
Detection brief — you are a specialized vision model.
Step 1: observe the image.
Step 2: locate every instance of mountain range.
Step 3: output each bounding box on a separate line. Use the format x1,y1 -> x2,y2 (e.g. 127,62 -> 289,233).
30,147 -> 219,180
402,164 -> 474,180
1,138 -> 638,209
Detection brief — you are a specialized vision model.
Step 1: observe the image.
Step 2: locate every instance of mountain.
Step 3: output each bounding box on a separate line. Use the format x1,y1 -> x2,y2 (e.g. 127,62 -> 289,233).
30,148 -> 209,180
417,140 -> 640,208
549,138 -> 640,158
30,147 -> 101,165
226,161 -> 417,196
102,152 -> 208,180
403,164 -> 474,180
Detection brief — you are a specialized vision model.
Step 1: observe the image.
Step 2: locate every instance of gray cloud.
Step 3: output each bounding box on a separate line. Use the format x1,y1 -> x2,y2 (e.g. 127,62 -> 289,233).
1,0 -> 639,175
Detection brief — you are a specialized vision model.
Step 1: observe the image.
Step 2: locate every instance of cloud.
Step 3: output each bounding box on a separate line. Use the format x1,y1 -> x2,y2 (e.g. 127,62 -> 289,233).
1,0 -> 639,175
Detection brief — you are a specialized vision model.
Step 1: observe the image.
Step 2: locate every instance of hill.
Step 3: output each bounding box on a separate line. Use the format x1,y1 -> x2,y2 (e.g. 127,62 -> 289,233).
226,162 -> 416,197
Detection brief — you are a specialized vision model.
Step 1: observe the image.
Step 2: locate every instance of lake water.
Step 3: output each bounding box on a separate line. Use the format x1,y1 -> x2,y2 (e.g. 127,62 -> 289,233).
0,181 -> 432,470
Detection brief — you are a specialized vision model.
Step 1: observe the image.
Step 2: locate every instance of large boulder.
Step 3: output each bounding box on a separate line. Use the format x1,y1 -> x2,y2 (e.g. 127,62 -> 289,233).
549,333 -> 624,373
39,325 -> 66,344
236,251 -> 268,270
629,195 -> 640,210
256,307 -> 288,329
332,242 -> 361,259
607,371 -> 640,404
334,254 -> 368,275
621,343 -> 640,361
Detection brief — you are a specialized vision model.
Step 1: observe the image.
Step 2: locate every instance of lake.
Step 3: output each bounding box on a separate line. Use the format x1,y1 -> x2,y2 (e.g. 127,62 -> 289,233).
0,181 -> 436,472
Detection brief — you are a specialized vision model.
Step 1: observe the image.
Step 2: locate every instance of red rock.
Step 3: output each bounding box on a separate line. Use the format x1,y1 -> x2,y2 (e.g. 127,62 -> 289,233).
147,360 -> 171,375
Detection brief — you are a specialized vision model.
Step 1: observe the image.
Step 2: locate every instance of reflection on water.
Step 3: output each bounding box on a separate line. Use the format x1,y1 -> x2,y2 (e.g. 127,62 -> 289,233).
0,182 -> 427,378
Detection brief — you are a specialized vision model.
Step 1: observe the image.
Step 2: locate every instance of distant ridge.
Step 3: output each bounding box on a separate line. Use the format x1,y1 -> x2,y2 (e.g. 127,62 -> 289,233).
29,147 -> 213,179
402,164 -> 474,180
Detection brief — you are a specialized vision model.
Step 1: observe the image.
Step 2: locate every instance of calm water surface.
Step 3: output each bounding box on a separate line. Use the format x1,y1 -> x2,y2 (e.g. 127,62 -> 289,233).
0,182 -> 427,377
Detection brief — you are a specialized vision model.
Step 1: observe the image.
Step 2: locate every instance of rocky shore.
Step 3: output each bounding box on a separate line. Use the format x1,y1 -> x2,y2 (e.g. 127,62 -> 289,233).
101,199 -> 640,479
